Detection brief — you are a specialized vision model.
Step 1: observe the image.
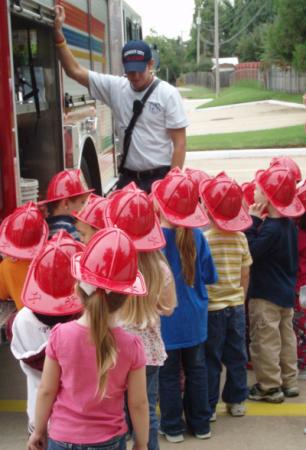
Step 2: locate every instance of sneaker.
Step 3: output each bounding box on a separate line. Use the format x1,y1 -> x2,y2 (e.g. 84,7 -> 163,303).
195,431 -> 211,439
282,386 -> 299,397
158,430 -> 184,443
209,412 -> 217,422
248,383 -> 284,403
226,402 -> 246,417
298,369 -> 306,380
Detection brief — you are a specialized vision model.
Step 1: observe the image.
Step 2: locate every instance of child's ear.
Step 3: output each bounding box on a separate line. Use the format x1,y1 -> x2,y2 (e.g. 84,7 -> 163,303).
62,198 -> 70,212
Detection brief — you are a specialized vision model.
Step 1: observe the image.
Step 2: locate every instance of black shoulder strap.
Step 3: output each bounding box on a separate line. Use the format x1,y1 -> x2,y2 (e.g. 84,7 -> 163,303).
119,79 -> 161,173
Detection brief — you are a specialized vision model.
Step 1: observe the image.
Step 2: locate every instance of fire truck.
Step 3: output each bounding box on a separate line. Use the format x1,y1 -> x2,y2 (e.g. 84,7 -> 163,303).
0,0 -> 142,221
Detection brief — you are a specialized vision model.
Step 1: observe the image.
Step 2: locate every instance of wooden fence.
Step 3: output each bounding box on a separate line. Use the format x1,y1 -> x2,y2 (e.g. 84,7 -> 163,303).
182,65 -> 306,94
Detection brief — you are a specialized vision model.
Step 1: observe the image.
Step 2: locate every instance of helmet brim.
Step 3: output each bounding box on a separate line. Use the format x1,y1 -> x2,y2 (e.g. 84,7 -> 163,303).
73,197 -> 108,230
272,196 -> 305,217
22,259 -> 83,315
38,188 -> 95,205
211,204 -> 253,231
71,253 -> 147,296
0,218 -> 49,260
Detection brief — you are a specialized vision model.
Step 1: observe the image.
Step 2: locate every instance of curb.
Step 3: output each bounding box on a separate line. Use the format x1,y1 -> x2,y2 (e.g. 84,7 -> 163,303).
186,148 -> 306,160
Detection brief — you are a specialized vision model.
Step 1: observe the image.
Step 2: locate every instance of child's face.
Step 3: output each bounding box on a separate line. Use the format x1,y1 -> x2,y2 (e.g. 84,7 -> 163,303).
254,183 -> 268,205
75,220 -> 97,244
67,194 -> 89,214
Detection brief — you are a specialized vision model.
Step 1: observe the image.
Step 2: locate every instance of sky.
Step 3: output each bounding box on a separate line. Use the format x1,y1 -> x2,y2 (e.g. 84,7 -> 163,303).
126,0 -> 196,40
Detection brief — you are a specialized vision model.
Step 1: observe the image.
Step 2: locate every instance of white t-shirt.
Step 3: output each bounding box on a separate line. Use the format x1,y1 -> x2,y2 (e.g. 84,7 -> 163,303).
89,72 -> 188,171
11,307 -> 51,427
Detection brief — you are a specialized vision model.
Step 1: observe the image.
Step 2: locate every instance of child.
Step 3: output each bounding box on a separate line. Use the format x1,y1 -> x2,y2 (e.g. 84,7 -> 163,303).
27,227 -> 149,450
200,173 -> 252,420
74,193 -> 108,244
246,166 -> 304,403
241,180 -> 255,208
294,181 -> 306,379
152,168 -> 218,443
0,202 -> 48,311
40,169 -> 93,239
11,231 -> 84,433
104,182 -> 177,450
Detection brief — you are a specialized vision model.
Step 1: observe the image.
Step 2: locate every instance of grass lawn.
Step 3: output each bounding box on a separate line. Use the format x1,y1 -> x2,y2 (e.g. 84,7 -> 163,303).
179,85 -> 214,99
187,125 -> 306,151
180,81 -> 304,107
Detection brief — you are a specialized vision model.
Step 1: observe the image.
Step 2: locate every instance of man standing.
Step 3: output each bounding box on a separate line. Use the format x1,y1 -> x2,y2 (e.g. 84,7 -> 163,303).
54,6 -> 188,192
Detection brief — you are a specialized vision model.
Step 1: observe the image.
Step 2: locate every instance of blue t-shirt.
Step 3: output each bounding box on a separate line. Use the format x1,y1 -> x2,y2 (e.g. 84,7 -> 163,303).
161,228 -> 218,350
245,216 -> 298,308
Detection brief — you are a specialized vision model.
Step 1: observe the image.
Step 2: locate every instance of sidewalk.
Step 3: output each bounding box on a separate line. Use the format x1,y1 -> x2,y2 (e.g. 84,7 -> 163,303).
184,149 -> 306,184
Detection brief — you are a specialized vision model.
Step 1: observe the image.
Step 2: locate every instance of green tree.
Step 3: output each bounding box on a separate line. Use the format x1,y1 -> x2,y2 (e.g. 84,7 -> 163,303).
188,0 -> 276,62
263,0 -> 306,70
293,43 -> 306,72
145,32 -> 187,84
236,25 -> 268,62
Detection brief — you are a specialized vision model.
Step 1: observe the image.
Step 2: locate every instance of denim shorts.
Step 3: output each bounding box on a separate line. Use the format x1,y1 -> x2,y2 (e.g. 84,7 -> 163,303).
47,435 -> 126,450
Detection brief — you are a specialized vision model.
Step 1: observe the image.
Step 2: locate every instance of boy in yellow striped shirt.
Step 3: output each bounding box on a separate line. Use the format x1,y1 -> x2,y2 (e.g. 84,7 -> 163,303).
200,173 -> 252,421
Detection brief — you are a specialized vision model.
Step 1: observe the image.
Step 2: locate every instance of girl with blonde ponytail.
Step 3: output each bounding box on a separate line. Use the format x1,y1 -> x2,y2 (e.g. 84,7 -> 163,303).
152,168 -> 218,443
27,228 -> 149,450
103,183 -> 176,450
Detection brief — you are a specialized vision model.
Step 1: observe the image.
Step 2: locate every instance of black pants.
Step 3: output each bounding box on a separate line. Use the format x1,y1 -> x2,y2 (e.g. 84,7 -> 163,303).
117,166 -> 170,193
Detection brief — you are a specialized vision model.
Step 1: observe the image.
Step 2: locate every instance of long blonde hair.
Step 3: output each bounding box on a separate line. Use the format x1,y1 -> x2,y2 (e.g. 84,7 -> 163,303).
120,251 -> 169,329
175,227 -> 196,286
77,286 -> 127,397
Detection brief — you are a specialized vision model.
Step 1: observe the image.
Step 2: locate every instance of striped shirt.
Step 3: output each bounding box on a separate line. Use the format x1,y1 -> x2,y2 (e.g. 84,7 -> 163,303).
204,227 -> 252,311
46,215 -> 80,241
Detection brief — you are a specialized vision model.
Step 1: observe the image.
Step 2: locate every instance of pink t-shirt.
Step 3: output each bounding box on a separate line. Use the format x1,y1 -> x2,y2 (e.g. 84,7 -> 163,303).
46,321 -> 146,444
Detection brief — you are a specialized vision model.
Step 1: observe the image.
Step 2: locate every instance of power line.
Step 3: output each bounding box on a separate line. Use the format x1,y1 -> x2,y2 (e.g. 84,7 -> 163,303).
202,2 -> 267,47
220,2 -> 266,45
218,0 -> 256,29
199,0 -> 258,33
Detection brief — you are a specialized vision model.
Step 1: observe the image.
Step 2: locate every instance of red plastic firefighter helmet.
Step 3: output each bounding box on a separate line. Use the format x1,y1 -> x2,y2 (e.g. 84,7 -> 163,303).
22,231 -> 85,315
71,228 -> 147,296
151,168 -> 209,228
256,166 -> 304,217
270,156 -> 302,182
297,180 -> 306,209
200,172 -> 252,231
73,194 -> 108,230
184,168 -> 210,192
41,169 -> 94,204
241,180 -> 256,207
0,202 -> 48,259
104,184 -> 165,251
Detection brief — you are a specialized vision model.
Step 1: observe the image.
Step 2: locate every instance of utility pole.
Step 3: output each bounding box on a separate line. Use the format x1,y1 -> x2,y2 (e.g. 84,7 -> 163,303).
214,0 -> 220,97
196,7 -> 201,67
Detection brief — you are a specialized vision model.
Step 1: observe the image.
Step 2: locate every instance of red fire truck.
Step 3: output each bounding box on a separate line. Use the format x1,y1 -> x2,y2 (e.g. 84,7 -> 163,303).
0,0 -> 142,220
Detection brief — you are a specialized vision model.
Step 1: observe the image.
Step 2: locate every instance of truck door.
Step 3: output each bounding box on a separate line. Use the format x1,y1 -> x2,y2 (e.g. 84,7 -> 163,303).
10,0 -> 64,201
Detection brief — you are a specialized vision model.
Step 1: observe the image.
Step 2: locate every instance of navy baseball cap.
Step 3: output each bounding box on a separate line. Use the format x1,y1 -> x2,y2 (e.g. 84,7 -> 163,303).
122,40 -> 152,73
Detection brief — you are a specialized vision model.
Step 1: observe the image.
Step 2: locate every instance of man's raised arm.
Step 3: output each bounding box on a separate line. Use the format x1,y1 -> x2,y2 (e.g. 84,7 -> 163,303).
54,5 -> 89,88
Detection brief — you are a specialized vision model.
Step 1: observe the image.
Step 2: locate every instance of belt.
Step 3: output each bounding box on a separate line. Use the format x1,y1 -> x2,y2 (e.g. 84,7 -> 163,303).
122,166 -> 170,181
